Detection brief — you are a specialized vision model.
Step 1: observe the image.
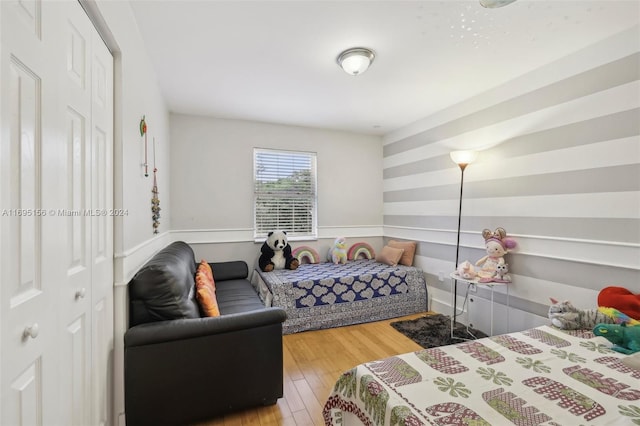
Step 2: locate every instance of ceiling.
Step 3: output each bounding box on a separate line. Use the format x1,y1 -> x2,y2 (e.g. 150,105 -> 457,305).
129,1 -> 639,136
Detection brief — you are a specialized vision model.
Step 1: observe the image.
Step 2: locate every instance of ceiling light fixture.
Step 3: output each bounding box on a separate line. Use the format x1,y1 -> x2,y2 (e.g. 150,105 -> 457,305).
336,47 -> 375,76
479,0 -> 518,8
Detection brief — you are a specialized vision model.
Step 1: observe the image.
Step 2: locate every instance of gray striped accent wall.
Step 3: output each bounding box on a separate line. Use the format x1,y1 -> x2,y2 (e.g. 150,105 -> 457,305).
382,26 -> 640,334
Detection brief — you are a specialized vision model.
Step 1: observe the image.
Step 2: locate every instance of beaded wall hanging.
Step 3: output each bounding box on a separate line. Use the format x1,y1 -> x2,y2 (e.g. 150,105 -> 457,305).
140,115 -> 149,177
151,137 -> 161,234
140,115 -> 160,233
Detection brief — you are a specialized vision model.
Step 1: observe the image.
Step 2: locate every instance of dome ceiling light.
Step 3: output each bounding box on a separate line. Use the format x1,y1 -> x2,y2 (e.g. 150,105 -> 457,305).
336,47 -> 375,76
479,0 -> 518,8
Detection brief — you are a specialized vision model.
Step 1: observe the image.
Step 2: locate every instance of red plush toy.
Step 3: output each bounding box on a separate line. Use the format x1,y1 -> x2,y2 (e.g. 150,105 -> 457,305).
598,286 -> 640,321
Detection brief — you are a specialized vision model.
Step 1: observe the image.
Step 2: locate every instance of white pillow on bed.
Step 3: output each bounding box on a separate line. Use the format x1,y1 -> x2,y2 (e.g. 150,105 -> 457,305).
376,245 -> 404,266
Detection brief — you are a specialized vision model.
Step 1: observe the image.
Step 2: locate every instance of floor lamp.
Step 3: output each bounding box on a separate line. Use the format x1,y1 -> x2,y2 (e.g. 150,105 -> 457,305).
450,150 -> 478,339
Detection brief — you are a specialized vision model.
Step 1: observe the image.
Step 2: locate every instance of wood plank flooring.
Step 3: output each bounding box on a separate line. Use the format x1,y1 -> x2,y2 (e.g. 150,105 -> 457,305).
196,312 -> 430,426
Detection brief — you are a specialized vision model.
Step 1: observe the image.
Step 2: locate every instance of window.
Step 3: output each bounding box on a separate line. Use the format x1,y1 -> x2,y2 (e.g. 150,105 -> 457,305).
254,148 -> 317,240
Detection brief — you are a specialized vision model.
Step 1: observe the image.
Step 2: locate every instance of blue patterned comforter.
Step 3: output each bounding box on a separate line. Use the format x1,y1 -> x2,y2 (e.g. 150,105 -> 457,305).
252,259 -> 427,334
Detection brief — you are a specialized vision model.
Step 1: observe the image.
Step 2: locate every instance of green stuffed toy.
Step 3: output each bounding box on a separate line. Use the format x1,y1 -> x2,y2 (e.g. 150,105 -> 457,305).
593,323 -> 640,355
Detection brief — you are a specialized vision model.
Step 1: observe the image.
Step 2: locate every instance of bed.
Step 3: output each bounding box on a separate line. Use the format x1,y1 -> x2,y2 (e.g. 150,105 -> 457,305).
323,325 -> 640,425
251,259 -> 427,334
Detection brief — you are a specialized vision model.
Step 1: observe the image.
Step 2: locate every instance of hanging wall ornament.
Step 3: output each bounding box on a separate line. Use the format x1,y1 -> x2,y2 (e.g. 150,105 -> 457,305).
151,137 -> 161,234
140,115 -> 149,177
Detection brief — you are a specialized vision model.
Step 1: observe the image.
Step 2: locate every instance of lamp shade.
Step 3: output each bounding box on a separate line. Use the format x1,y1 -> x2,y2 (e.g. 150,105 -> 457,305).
337,47 -> 375,76
450,150 -> 478,166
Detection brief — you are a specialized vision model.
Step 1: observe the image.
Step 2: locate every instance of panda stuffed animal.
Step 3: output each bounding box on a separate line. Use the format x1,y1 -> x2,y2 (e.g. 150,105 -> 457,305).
259,230 -> 299,272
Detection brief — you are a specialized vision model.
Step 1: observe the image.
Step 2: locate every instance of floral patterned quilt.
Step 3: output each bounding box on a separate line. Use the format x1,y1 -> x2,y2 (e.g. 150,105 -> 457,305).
252,259 -> 427,334
323,326 -> 640,425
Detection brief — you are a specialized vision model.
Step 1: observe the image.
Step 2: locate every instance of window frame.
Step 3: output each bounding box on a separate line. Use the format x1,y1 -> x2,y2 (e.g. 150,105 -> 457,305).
253,148 -> 318,242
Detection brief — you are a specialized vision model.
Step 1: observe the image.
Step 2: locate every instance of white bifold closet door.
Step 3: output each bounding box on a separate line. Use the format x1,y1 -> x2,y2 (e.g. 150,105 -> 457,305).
0,1 -> 114,425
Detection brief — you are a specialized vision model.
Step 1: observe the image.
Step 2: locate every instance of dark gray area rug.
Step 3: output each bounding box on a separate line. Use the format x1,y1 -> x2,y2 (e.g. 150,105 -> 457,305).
390,313 -> 488,349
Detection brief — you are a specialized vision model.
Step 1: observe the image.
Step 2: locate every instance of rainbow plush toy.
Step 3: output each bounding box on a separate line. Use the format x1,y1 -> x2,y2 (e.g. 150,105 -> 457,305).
292,246 -> 320,264
347,242 -> 375,260
598,307 -> 640,326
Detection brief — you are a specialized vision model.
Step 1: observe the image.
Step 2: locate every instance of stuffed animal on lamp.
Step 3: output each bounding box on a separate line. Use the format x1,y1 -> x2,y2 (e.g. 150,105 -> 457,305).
475,228 -> 517,283
327,237 -> 348,264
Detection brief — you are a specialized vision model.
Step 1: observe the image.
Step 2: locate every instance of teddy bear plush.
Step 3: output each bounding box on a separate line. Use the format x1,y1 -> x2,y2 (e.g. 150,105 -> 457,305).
475,228 -> 517,283
327,237 -> 348,264
258,230 -> 299,272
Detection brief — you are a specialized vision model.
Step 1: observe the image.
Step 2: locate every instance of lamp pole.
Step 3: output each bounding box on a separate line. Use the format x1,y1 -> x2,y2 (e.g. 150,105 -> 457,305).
449,150 -> 477,340
451,162 -> 467,339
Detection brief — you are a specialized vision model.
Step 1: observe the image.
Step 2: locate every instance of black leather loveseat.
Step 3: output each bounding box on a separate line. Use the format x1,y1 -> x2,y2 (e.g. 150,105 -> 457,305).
124,241 -> 287,425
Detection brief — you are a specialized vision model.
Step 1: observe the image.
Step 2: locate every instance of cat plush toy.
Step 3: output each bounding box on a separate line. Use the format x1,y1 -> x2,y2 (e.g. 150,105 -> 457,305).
548,298 -> 616,330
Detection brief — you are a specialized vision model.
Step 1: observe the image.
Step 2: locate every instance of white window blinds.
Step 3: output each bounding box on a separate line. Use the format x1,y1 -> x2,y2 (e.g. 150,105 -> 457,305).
254,148 -> 317,239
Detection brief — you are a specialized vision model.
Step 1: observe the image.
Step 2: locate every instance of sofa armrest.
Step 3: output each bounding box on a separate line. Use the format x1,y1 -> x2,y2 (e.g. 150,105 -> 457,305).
210,260 -> 248,281
124,307 -> 286,348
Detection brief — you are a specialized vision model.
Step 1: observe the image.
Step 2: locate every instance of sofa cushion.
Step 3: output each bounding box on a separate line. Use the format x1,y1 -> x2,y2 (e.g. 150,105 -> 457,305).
129,241 -> 200,326
210,260 -> 249,281
216,280 -> 266,315
195,267 -> 220,317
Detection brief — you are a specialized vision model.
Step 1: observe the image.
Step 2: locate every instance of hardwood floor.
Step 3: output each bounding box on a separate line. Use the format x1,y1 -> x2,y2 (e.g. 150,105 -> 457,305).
196,312 -> 429,426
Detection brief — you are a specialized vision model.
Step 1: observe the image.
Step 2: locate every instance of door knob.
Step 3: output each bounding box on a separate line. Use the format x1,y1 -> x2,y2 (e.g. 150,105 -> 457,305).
75,288 -> 86,299
23,323 -> 39,339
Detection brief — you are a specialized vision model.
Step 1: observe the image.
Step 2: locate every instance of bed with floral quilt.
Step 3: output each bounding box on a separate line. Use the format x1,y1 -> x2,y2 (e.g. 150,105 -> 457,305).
251,259 -> 427,334
323,325 -> 640,425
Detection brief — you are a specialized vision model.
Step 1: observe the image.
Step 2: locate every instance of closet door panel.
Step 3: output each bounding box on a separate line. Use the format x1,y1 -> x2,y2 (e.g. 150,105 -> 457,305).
1,2 -> 64,424
8,362 -> 42,425
58,3 -> 95,424
1,1 -> 114,425
89,17 -> 114,426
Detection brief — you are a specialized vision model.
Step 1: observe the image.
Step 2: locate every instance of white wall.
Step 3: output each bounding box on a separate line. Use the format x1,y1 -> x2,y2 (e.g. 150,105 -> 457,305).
169,114 -> 384,265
